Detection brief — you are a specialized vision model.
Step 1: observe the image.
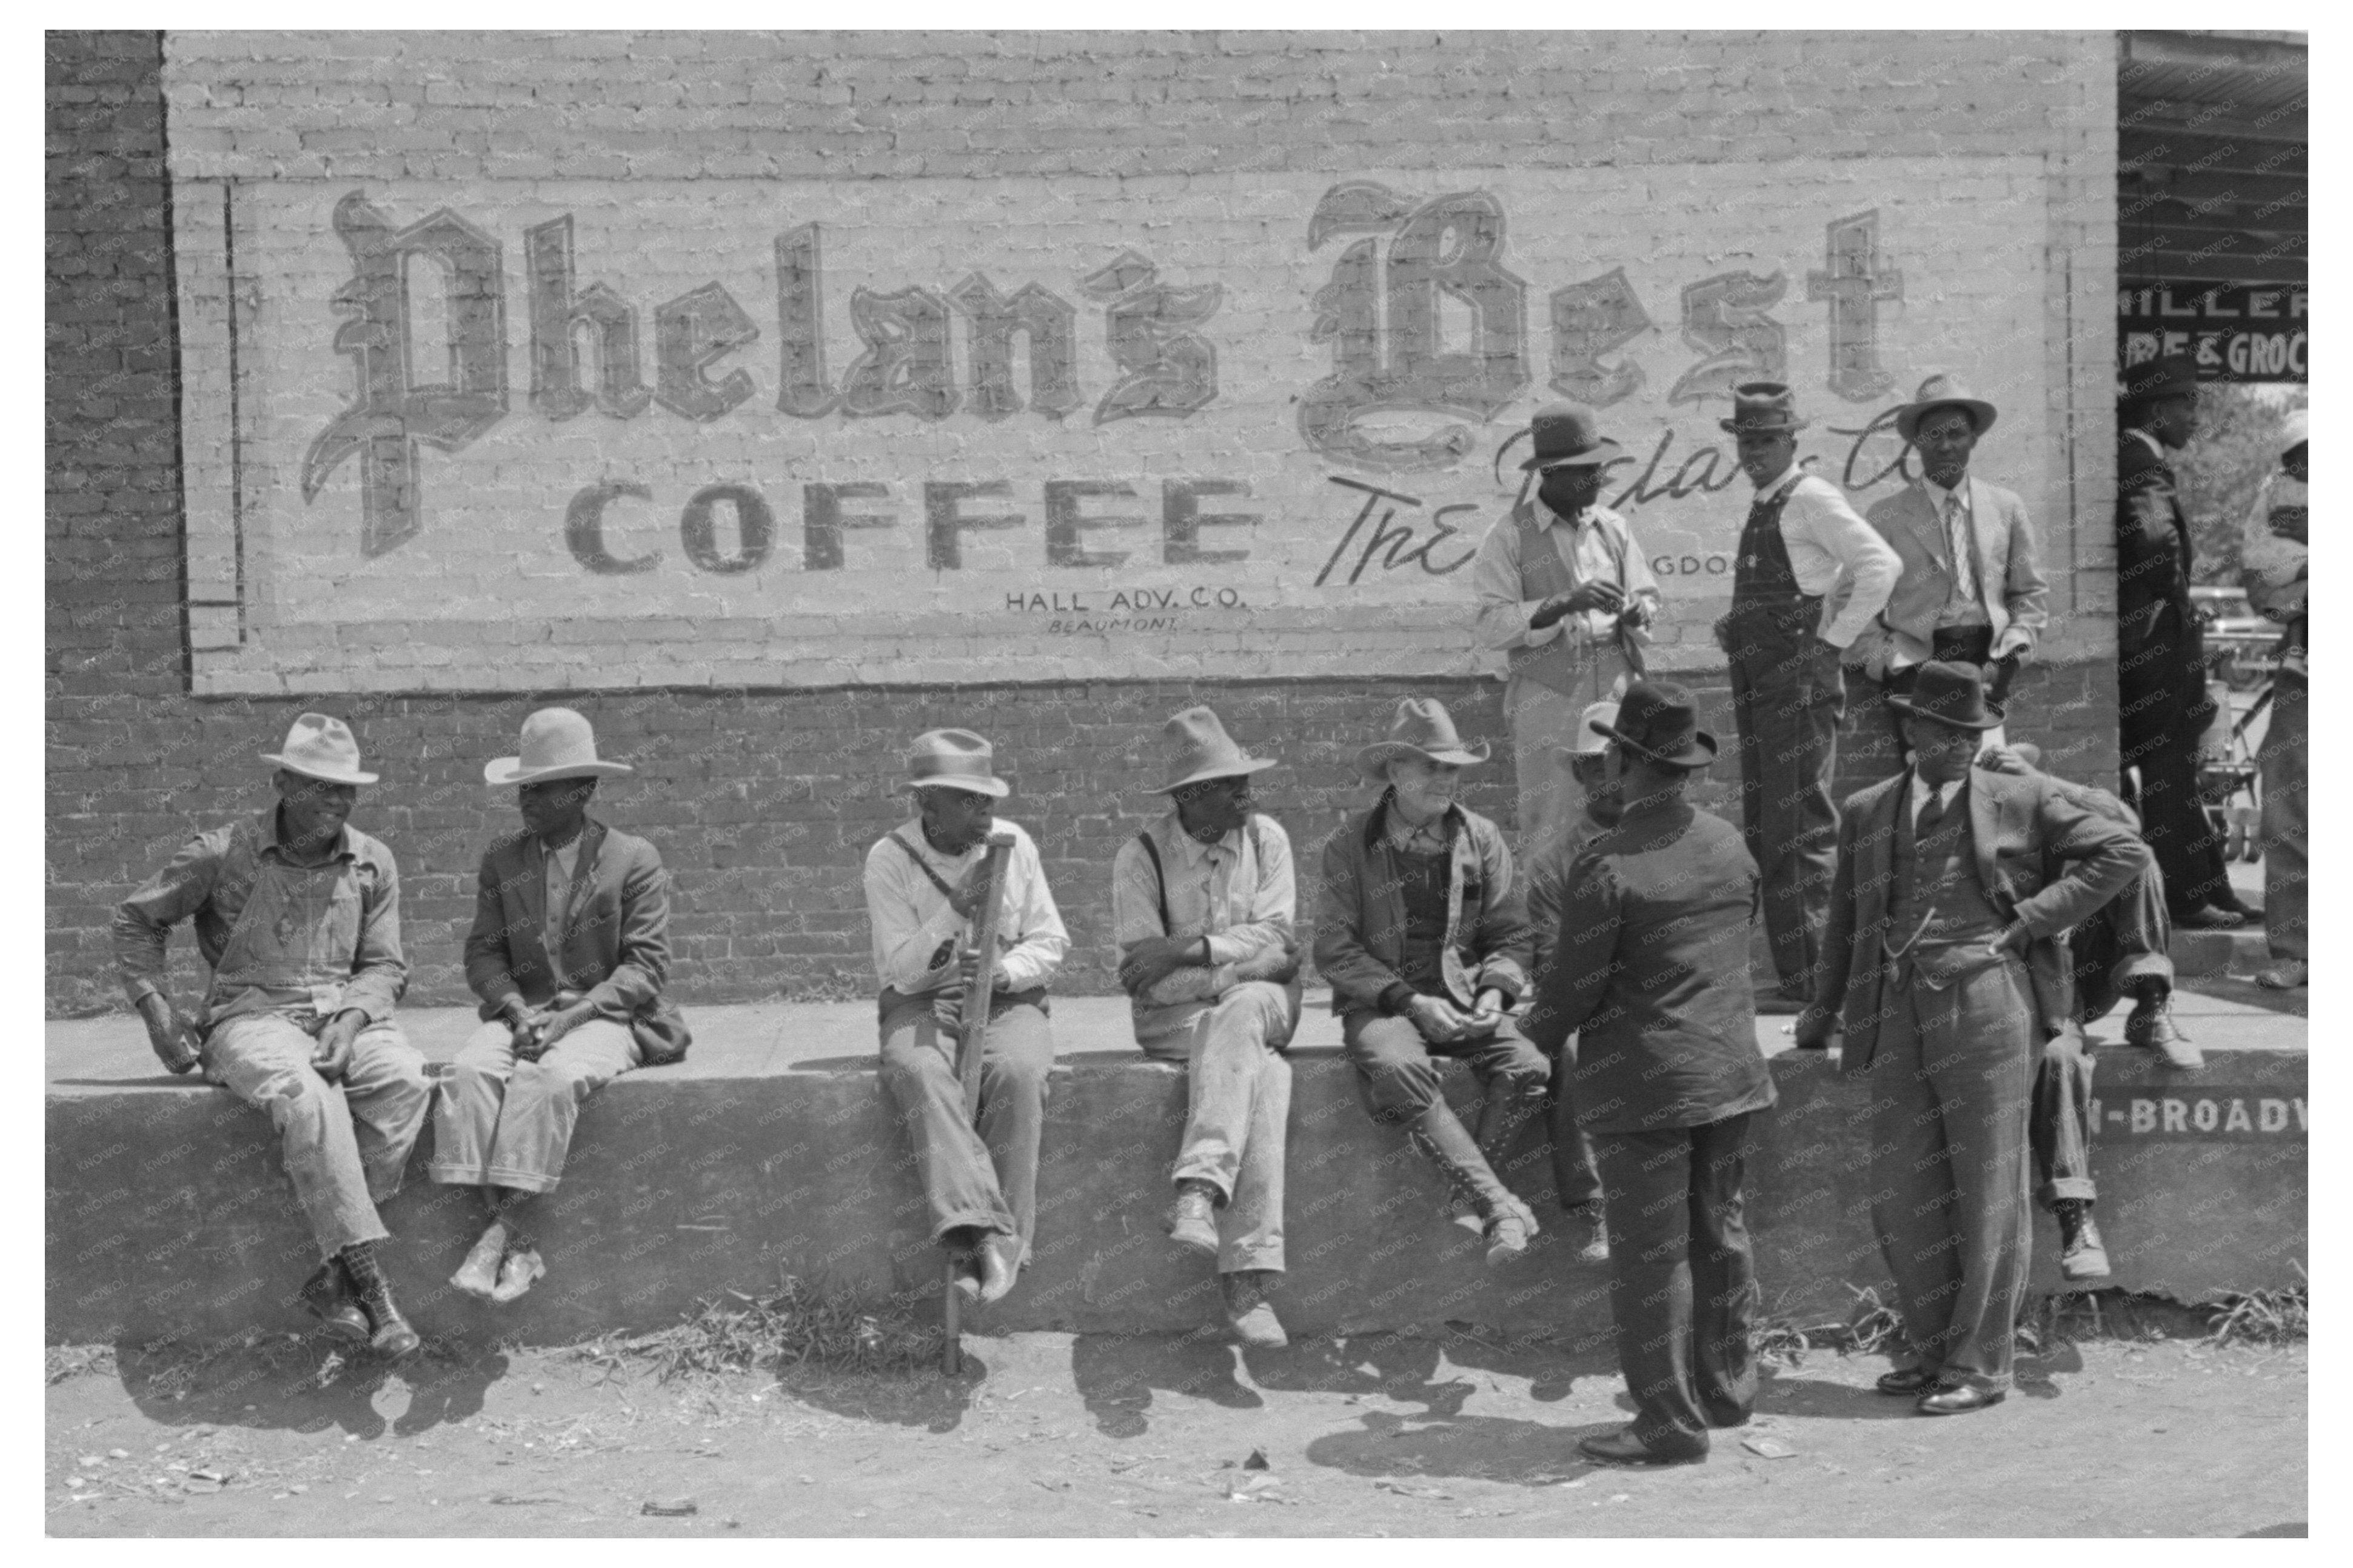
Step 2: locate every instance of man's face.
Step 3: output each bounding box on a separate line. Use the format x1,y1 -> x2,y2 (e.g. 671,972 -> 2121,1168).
1386,755 -> 1461,818
917,786 -> 995,853
1173,773 -> 1254,841
1913,407 -> 1980,489
1736,430 -> 1798,488
518,778 -> 597,841
1568,753 -> 1622,824
1906,718 -> 1980,786
276,771 -> 358,844
2147,391 -> 2200,450
1536,462 -> 1605,519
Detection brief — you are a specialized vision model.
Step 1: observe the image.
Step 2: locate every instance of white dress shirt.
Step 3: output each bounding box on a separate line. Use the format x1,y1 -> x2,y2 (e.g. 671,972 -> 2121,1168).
862,816 -> 1068,996
1753,465 -> 1901,647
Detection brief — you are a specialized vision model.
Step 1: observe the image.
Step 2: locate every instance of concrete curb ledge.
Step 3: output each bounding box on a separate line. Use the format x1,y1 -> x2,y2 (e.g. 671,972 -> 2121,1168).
47,996 -> 2306,1347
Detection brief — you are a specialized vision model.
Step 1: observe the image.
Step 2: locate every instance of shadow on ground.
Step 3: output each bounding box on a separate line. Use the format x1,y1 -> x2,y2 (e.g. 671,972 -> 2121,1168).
115,1332 -> 509,1440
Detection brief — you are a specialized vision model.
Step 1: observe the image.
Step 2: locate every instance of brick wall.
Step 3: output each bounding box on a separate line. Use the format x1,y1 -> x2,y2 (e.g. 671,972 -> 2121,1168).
48,30 -> 2124,1016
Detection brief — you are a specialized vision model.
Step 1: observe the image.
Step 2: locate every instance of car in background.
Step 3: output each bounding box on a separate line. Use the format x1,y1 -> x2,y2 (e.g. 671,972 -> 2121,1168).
2192,584 -> 2279,689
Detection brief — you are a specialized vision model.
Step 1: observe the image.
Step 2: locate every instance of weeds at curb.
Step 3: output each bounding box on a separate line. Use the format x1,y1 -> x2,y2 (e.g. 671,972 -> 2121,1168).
569,1270 -> 945,1383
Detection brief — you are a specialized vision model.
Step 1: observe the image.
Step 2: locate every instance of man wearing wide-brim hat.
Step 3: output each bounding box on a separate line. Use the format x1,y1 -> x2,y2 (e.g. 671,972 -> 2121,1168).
1852,373 -> 2049,752
431,707 -> 686,1306
1471,404 -> 1664,866
1716,381 -> 1901,1012
1312,698 -> 1549,1268
1111,707 -> 1303,1347
2115,352 -> 2252,930
1521,681 -> 1775,1464
1796,663 -> 2142,1416
862,729 -> 1069,1306
113,713 -> 430,1358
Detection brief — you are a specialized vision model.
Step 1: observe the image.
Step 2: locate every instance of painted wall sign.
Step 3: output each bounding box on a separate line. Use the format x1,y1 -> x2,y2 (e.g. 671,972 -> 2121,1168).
173,162 -> 2057,693
2118,281 -> 2310,384
2090,1092 -> 2308,1142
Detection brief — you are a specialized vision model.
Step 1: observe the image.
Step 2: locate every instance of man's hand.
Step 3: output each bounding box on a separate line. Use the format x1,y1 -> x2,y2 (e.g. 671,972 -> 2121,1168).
137,993 -> 202,1076
1988,921 -> 2033,960
1117,935 -> 1200,996
503,1001 -> 553,1058
531,999 -> 599,1056
1458,987 -> 1508,1039
1531,581 -> 1625,630
1975,744 -> 2031,777
1990,626 -> 2034,662
1406,993 -> 1473,1044
311,1008 -> 368,1083
1792,1003 -> 1838,1051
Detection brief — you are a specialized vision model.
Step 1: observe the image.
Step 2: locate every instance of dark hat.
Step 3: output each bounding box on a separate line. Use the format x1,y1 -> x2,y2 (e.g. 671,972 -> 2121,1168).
1518,404 -> 1624,471
1886,661 -> 2003,732
1893,372 -> 2000,444
1592,680 -> 1718,769
1718,381 -> 1809,435
2120,353 -> 2201,405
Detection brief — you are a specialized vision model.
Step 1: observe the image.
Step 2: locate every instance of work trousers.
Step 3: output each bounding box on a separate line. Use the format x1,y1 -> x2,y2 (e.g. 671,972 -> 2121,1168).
204,1010 -> 432,1263
1544,1034 -> 1604,1210
1507,652 -> 1636,866
879,991 -> 1052,1260
1728,632 -> 1845,996
429,1017 -> 641,1195
1340,1009 -> 1549,1126
1864,953 -> 2036,1393
1591,1112 -> 1759,1453
2031,1026 -> 2096,1210
2259,669 -> 2308,964
1137,981 -> 1297,1274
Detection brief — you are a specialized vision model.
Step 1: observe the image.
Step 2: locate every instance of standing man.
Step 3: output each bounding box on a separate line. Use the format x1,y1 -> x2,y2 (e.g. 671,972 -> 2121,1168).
2116,354 -> 2249,929
432,708 -> 685,1305
2243,413 -> 2308,988
864,730 -> 1068,1306
1853,375 -> 2050,750
1519,699 -> 1624,1263
1113,707 -> 1302,1348
1522,681 -> 1775,1466
1797,664 -> 2141,1414
1473,404 -> 1662,864
1717,382 -> 1901,1010
113,714 -> 430,1358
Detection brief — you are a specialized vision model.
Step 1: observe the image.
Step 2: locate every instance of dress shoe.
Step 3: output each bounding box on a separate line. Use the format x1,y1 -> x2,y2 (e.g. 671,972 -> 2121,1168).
2256,962 -> 2308,991
1916,1384 -> 2006,1416
2174,903 -> 2245,930
1484,1196 -> 1539,1267
338,1244 -> 421,1360
1875,1367 -> 1946,1396
1166,1182 -> 1220,1258
1220,1270 -> 1288,1350
299,1261 -> 370,1344
2055,1201 -> 2111,1281
1561,1202 -> 1609,1264
490,1247 -> 547,1305
450,1227 -> 506,1300
976,1232 -> 1021,1306
2125,996 -> 2202,1069
1578,1426 -> 1706,1466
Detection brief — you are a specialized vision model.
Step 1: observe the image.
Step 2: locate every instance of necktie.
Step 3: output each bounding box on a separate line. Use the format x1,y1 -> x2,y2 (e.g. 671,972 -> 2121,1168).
1916,784 -> 1952,843
1944,493 -> 1979,605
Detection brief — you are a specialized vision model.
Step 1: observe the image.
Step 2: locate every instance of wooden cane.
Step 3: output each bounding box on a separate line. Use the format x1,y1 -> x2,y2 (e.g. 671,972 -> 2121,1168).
942,832 -> 1016,1376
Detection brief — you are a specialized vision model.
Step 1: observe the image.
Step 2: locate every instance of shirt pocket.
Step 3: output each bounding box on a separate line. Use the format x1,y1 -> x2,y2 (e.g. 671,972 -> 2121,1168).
321,871 -> 366,967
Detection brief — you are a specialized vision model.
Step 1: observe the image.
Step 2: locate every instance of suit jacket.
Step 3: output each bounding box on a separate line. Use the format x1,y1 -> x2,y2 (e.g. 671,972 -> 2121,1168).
1815,762 -> 2143,1075
1853,476 -> 2048,667
463,816 -> 672,1023
2115,432 -> 2201,669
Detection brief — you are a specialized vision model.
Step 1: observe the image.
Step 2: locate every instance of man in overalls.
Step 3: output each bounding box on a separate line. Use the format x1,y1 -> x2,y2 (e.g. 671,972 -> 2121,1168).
1472,404 -> 1662,866
1717,382 -> 1900,1010
114,713 -> 430,1358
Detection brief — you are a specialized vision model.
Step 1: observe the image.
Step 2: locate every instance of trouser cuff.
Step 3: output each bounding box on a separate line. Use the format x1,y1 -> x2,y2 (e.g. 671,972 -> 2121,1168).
2037,1178 -> 2097,1209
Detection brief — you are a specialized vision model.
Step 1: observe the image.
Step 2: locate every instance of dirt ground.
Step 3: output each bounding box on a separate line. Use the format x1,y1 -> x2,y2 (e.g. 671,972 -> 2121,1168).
46,1326 -> 2305,1538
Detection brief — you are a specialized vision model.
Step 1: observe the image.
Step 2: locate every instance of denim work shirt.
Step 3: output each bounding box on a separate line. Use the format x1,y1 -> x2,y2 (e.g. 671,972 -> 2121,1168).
1110,809 -> 1297,1043
113,807 -> 407,1028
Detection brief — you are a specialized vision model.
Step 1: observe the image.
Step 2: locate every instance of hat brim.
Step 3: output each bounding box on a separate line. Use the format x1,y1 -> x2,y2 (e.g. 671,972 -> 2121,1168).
908,775 -> 1011,799
1518,439 -> 1624,473
1884,696 -> 2002,732
1591,722 -> 1719,769
1148,756 -> 1282,793
485,758 -> 635,786
1548,744 -> 1610,766
1356,739 -> 1491,782
261,752 -> 378,786
1895,399 -> 1999,444
1718,418 -> 1809,435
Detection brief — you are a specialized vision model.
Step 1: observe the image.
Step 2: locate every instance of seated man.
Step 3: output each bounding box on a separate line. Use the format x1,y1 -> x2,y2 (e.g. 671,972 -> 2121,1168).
863,730 -> 1068,1305
1113,707 -> 1302,1349
113,714 -> 429,1358
1314,698 -> 1547,1266
432,708 -> 685,1304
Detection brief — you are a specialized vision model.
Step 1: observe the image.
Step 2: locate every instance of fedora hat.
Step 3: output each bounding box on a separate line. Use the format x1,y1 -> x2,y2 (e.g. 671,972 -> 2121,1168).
1894,372 -> 2000,444
1593,680 -> 1718,768
1550,699 -> 1621,766
1149,706 -> 1280,793
2120,353 -> 2201,405
1357,697 -> 1491,782
1518,404 -> 1624,472
1718,381 -> 1809,435
904,728 -> 1009,798
484,707 -> 635,787
1886,660 -> 2002,732
261,712 -> 378,786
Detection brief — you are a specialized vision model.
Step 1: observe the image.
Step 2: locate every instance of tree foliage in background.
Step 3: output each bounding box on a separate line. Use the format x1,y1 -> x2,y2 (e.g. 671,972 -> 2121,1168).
2171,385 -> 2309,584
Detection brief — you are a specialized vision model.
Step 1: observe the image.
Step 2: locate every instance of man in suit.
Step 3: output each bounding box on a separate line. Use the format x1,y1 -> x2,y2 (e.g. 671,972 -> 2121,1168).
1797,663 -> 2142,1414
2116,354 -> 2251,929
1522,681 -> 1775,1465
1852,375 -> 2049,752
1471,404 -> 1662,866
432,708 -> 683,1304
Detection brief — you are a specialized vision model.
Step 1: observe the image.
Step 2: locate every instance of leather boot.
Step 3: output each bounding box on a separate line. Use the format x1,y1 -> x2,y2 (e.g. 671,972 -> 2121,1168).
2054,1200 -> 2110,1281
2124,983 -> 2200,1069
1166,1179 -> 1221,1258
338,1242 -> 421,1359
1220,1270 -> 1288,1349
1408,1101 -> 1539,1267
1473,1081 -> 1547,1191
298,1259 -> 370,1343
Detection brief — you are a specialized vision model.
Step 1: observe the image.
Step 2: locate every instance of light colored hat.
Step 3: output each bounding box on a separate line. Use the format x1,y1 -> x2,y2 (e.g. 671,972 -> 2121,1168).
261,713 -> 378,786
1894,372 -> 2000,443
1718,381 -> 1809,435
2280,410 -> 2308,458
1551,701 -> 1621,765
905,729 -> 1009,798
1149,706 -> 1280,793
1356,698 -> 1491,782
484,707 -> 635,787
